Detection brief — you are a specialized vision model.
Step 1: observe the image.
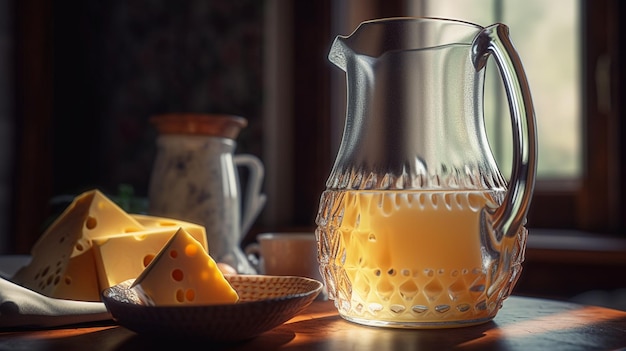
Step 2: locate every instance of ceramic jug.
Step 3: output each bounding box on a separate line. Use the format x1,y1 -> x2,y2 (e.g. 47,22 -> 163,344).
148,114 -> 266,274
315,17 -> 537,328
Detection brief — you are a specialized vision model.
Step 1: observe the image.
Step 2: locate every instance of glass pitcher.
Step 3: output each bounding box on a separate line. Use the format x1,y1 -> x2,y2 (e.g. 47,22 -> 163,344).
148,113 -> 266,274
315,17 -> 537,328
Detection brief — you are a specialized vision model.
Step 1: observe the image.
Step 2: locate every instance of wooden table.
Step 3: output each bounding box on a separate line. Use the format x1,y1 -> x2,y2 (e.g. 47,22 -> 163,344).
1,295 -> 625,350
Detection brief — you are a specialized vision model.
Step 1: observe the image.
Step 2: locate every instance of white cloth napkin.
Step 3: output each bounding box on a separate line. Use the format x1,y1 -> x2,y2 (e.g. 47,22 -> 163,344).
0,256 -> 110,329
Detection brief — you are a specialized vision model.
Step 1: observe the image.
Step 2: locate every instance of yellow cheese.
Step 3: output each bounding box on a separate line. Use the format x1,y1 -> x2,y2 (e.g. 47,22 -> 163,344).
43,248 -> 100,302
130,214 -> 204,229
92,219 -> 208,290
12,190 -> 144,301
131,227 -> 239,306
129,214 -> 209,251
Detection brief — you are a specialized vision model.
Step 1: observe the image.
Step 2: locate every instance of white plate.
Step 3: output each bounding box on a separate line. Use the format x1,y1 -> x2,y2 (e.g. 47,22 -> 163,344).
102,275 -> 323,341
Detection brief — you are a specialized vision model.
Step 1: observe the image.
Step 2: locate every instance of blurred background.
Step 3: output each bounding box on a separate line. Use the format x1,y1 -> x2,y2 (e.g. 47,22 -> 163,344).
0,0 -> 625,308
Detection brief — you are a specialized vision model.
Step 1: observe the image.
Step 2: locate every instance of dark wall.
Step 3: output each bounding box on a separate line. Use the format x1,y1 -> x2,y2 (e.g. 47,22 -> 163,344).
10,0 -> 265,252
50,0 -> 264,197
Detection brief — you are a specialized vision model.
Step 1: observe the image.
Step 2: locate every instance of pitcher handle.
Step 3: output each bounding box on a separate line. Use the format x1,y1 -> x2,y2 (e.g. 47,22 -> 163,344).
234,154 -> 267,238
472,23 -> 538,239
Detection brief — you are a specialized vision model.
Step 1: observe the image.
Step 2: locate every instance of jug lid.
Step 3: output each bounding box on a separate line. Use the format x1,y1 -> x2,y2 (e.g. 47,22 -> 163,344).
151,113 -> 248,139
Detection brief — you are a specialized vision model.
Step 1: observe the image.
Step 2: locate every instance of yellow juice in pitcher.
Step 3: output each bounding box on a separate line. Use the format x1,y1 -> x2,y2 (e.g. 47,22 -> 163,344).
316,189 -> 522,327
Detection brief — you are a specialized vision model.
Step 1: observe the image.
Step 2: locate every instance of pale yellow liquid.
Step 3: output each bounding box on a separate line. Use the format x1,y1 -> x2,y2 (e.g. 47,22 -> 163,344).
316,190 -> 523,327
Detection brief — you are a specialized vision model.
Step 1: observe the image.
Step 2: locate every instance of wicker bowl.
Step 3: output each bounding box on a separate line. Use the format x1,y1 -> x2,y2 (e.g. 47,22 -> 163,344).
102,275 -> 323,341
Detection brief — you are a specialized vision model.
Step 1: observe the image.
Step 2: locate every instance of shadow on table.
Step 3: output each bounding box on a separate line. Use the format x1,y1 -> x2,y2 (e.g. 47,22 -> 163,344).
112,325 -> 298,351
276,316 -> 499,351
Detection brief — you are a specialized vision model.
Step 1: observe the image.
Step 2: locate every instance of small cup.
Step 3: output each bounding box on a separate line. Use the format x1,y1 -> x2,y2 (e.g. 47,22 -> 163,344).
245,232 -> 322,281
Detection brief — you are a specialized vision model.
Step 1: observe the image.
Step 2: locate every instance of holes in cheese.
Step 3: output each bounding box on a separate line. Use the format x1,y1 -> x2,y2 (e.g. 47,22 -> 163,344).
172,268 -> 184,281
11,189 -> 211,302
92,218 -> 208,291
134,233 -> 147,240
185,289 -> 195,301
185,244 -> 198,256
12,190 -> 141,301
85,216 -> 97,230
131,227 -> 239,306
143,254 -> 155,267
175,288 -> 197,303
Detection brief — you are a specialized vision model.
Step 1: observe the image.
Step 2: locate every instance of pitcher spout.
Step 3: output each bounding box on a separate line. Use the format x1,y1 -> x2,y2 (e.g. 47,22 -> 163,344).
328,36 -> 349,71
327,17 -> 502,191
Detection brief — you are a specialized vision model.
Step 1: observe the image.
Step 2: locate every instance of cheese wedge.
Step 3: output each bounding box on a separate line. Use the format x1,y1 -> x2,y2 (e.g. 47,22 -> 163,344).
12,190 -> 144,301
132,227 -> 239,306
92,218 -> 208,290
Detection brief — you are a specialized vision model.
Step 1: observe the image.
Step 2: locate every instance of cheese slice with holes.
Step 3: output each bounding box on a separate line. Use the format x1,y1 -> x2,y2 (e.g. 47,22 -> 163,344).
92,218 -> 208,290
131,227 -> 239,306
12,190 -> 144,301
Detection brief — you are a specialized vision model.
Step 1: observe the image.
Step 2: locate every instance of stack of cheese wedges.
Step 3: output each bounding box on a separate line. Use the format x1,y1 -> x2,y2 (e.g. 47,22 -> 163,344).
11,189 -> 238,305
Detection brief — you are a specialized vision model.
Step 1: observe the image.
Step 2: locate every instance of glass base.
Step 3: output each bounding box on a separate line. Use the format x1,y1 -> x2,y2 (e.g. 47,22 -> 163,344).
340,313 -> 494,329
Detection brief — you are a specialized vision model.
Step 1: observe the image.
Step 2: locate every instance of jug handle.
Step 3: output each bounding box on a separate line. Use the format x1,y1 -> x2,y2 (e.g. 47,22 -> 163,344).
234,154 -> 267,237
472,23 -> 538,240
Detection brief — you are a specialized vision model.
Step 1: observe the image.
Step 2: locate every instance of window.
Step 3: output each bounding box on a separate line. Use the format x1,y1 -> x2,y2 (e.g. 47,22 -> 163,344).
412,0 -> 582,180
407,0 -> 590,231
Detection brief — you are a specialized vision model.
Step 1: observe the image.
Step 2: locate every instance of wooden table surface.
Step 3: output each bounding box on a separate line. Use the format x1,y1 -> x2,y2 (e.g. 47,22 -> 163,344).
1,295 -> 625,350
